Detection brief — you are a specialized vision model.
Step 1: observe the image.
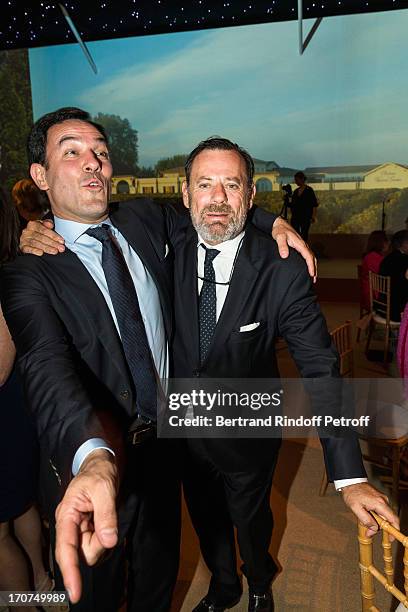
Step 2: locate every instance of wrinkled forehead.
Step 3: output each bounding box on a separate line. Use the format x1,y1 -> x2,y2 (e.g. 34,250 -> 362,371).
190,148 -> 248,181
46,119 -> 107,151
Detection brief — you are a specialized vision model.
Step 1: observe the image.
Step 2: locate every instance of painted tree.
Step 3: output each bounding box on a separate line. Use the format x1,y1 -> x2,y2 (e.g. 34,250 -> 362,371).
0,49 -> 33,191
155,154 -> 187,174
93,112 -> 139,175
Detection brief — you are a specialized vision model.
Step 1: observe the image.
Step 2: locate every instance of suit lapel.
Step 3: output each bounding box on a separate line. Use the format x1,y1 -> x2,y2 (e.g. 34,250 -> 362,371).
177,227 -> 200,366
45,249 -> 131,384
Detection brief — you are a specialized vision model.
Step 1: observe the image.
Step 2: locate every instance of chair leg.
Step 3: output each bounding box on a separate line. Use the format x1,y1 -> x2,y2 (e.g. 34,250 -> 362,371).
365,320 -> 374,356
358,523 -> 377,612
384,325 -> 390,364
319,469 -> 329,496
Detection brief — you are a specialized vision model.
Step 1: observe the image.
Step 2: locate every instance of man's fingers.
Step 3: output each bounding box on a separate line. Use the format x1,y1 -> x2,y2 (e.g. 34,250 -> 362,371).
24,239 -> 63,255
92,484 -> 118,549
275,233 -> 289,259
360,493 -> 400,533
288,238 -> 316,279
41,219 -> 55,229
351,505 -> 380,537
342,483 -> 400,540
55,512 -> 83,604
25,219 -> 61,239
20,220 -> 65,255
20,245 -> 50,256
271,217 -> 317,280
373,503 -> 400,535
80,529 -> 109,566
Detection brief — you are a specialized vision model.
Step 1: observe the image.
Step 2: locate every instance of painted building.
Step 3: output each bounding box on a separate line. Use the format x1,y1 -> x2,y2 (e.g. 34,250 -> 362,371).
111,162 -> 408,195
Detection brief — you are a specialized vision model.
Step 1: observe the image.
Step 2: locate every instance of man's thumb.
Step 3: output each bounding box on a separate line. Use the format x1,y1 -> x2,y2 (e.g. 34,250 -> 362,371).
99,526 -> 118,547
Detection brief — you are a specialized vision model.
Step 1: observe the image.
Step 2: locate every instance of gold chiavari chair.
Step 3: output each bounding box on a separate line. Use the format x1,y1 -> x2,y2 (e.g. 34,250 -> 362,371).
365,271 -> 400,364
358,512 -> 408,611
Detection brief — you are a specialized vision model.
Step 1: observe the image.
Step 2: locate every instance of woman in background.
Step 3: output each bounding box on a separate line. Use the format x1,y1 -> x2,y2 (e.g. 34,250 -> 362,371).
361,230 -> 389,312
0,186 -> 52,612
289,171 -> 318,242
11,178 -> 49,229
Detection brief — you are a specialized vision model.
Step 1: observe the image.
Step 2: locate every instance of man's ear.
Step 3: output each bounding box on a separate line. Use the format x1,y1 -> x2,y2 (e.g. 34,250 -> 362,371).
248,183 -> 256,209
30,163 -> 49,191
181,180 -> 190,209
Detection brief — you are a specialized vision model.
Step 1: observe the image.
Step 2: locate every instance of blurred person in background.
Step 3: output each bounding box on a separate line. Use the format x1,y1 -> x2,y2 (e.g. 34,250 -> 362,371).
361,230 -> 389,312
11,178 -> 49,229
289,171 -> 318,241
379,230 -> 408,322
0,186 -> 53,612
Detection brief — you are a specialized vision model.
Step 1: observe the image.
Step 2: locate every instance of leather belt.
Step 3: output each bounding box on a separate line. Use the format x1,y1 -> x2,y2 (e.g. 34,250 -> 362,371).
127,417 -> 156,446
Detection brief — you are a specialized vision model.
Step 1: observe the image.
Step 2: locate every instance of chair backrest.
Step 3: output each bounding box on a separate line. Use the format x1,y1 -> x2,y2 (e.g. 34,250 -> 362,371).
358,512 -> 408,611
368,271 -> 391,322
330,320 -> 354,377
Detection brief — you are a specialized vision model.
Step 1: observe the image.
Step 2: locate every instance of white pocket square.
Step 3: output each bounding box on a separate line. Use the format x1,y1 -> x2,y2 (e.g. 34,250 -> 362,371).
239,322 -> 260,332
164,243 -> 169,258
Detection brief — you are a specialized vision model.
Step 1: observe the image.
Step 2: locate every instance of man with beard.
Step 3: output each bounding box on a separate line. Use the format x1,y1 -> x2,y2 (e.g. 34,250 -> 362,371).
171,137 -> 398,612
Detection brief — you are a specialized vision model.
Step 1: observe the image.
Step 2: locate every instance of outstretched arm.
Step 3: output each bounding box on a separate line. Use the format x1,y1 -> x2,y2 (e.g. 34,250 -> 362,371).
277,260 -> 399,535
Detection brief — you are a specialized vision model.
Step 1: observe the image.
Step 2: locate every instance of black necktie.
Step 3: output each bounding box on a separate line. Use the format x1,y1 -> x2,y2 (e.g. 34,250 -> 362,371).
86,224 -> 157,421
199,245 -> 220,364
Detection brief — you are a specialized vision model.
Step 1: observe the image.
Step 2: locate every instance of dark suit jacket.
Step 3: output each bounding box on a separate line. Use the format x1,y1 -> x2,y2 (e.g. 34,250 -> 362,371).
172,224 -> 366,481
0,199 -> 176,518
0,199 -> 271,517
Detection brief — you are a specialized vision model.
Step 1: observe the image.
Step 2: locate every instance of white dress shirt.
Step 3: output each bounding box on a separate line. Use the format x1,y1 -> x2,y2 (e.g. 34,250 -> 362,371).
53,216 -> 168,475
196,231 -> 367,492
197,231 -> 245,319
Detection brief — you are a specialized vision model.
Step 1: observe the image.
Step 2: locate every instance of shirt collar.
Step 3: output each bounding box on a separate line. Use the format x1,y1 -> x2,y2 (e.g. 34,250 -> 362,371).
54,215 -> 112,245
197,230 -> 245,257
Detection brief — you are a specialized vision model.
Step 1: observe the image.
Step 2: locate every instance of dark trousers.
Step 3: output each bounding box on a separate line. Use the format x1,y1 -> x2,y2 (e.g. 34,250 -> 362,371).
52,438 -> 181,612
183,439 -> 280,606
291,217 -> 311,242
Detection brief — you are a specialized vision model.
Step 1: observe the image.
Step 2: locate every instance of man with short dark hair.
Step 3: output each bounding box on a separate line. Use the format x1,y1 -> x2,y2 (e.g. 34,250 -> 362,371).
380,229 -> 408,322
2,109 -> 313,611
1,106 -> 184,611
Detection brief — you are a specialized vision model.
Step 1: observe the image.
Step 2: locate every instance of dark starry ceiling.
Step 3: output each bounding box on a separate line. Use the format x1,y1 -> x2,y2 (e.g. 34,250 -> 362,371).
1,0 -> 407,51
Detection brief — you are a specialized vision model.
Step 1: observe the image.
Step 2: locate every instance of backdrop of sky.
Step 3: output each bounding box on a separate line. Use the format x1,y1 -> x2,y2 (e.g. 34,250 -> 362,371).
29,9 -> 408,170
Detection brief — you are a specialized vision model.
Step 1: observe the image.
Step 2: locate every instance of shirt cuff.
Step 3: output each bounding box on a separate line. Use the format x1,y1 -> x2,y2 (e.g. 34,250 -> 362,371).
334,477 -> 368,491
72,438 -> 115,476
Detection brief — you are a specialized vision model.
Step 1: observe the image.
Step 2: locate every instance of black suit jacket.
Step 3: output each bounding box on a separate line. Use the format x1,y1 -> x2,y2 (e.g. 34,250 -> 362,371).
0,199 -> 176,516
172,224 -> 366,480
0,200 -> 271,515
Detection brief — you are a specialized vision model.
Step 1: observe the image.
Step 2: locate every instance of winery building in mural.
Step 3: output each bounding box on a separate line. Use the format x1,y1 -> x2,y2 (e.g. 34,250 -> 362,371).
111,162 -> 408,195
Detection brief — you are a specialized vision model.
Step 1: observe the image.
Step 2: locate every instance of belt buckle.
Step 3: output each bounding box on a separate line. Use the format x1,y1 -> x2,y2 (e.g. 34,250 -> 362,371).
130,422 -> 154,446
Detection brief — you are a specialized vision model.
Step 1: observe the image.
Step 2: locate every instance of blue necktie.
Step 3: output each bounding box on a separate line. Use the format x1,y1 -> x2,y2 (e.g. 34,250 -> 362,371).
199,245 -> 220,364
86,224 -> 157,421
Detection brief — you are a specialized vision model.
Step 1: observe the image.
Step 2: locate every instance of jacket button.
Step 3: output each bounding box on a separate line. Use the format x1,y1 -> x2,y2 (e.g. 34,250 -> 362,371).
120,389 -> 130,400
192,369 -> 201,377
